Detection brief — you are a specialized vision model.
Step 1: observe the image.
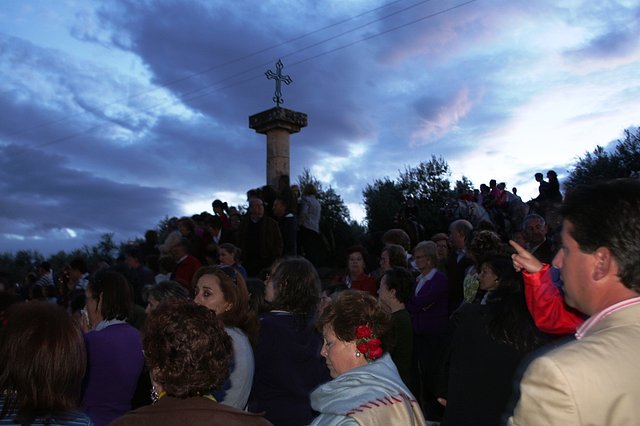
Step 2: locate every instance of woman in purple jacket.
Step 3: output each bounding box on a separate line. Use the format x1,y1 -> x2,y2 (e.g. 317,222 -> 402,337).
81,270 -> 144,426
406,240 -> 449,422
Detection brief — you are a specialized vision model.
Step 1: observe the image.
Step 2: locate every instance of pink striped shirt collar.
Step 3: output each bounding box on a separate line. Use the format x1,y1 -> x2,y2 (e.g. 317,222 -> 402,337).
575,296 -> 640,340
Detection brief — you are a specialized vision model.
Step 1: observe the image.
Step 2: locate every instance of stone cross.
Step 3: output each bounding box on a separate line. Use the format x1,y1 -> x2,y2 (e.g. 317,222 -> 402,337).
265,59 -> 292,107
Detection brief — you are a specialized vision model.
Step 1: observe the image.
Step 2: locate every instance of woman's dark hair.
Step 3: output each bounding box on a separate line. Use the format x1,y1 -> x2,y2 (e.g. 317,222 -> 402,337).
382,267 -> 414,304
382,244 -> 408,269
143,300 -> 232,398
144,280 -> 189,305
317,291 -> 392,352
192,266 -> 259,345
479,255 -> 548,352
270,257 -> 320,317
246,278 -> 269,316
0,302 -> 85,422
88,269 -> 133,321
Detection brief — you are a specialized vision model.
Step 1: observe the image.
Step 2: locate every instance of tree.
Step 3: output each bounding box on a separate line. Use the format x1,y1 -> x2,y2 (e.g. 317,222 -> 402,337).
565,127 -> 640,191
362,178 -> 404,236
454,176 -> 474,196
396,156 -> 452,238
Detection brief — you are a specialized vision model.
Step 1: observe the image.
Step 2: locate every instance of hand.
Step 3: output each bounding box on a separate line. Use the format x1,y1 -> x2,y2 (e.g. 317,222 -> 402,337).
509,240 -> 543,273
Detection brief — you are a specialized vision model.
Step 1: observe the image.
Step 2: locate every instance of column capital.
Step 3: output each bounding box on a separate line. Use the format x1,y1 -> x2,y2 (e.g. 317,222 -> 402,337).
249,107 -> 308,135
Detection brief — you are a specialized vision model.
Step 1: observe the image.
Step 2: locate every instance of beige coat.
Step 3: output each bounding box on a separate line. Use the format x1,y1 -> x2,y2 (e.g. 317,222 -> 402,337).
509,302 -> 640,425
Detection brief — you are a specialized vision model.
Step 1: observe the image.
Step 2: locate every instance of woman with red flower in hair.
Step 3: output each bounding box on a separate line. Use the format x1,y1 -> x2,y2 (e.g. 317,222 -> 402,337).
311,291 -> 425,425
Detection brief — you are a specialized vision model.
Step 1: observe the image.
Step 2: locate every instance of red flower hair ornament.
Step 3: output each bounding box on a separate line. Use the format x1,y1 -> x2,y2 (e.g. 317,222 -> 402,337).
355,325 -> 383,362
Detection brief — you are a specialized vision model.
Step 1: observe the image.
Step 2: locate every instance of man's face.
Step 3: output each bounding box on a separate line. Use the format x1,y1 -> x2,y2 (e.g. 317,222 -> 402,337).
552,220 -> 592,313
250,199 -> 264,219
524,218 -> 547,246
272,199 -> 285,218
449,228 -> 465,250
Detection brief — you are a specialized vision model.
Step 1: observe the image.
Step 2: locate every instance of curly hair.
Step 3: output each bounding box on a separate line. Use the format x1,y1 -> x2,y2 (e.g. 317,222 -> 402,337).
468,230 -> 505,264
317,291 -> 392,353
269,257 -> 320,316
192,266 -> 259,345
0,303 -> 85,422
143,300 -> 232,398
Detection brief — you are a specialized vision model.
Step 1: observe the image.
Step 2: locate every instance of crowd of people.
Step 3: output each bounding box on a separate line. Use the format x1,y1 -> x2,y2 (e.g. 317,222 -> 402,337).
1,175 -> 640,425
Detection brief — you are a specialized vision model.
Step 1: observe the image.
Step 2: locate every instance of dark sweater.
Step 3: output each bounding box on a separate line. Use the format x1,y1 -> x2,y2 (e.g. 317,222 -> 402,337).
248,311 -> 330,426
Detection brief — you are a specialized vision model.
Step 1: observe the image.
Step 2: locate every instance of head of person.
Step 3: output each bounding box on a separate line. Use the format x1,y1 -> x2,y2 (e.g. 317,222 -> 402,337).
523,214 -> 547,246
449,219 -> 473,250
249,198 -> 265,220
0,303 -> 86,421
124,247 -> 144,269
318,291 -> 392,378
207,215 -> 223,234
412,241 -> 438,274
303,184 -> 317,197
554,179 -> 640,314
534,172 -> 544,182
477,255 -> 519,293
319,282 -> 348,314
177,217 -> 196,236
272,197 -> 289,218
379,244 -> 407,273
378,267 -> 414,310
68,257 -> 88,282
143,300 -> 232,398
547,170 -> 558,181
37,261 -> 51,277
170,238 -> 192,260
211,199 -> 227,216
381,229 -> 411,251
218,243 -> 241,267
193,265 -> 250,330
266,257 -> 320,317
144,280 -> 189,315
431,232 -> 450,261
346,245 -> 368,278
144,230 -> 159,245
468,230 -> 504,264
86,269 -> 133,327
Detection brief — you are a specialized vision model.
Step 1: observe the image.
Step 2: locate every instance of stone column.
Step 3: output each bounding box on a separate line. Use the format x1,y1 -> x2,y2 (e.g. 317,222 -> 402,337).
249,107 -> 308,189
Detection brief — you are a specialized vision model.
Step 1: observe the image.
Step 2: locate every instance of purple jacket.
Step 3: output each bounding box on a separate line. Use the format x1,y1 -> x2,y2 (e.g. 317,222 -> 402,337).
406,270 -> 449,336
82,323 -> 144,426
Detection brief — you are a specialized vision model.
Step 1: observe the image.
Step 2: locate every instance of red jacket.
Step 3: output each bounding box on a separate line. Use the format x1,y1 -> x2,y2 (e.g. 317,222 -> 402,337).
523,264 -> 585,334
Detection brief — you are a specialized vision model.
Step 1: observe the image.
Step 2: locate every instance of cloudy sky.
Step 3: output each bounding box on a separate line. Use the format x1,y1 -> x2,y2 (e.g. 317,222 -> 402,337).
1,0 -> 639,255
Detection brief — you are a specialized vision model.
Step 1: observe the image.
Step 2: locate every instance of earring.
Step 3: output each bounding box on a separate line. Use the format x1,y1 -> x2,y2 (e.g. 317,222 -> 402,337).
355,352 -> 361,358
151,385 -> 160,403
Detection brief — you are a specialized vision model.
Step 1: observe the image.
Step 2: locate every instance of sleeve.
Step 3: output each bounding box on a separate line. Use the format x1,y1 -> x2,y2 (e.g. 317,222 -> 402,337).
508,356 -> 580,425
410,275 -> 447,310
523,265 -> 585,334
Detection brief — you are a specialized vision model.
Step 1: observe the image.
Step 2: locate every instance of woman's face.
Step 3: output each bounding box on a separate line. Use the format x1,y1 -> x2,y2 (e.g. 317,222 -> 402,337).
85,287 -> 102,327
348,252 -> 365,277
218,249 -> 234,266
379,251 -> 390,272
413,250 -> 432,273
320,326 -> 365,378
435,240 -> 449,261
145,296 -> 160,315
194,274 -> 230,315
478,263 -> 499,291
377,276 -> 394,310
